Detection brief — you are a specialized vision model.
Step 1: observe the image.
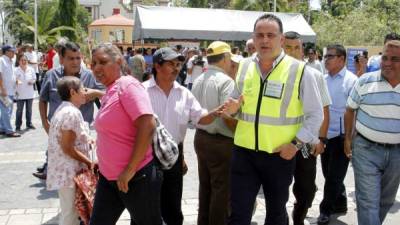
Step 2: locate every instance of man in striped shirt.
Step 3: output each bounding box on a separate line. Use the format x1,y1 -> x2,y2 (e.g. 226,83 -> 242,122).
344,40 -> 400,225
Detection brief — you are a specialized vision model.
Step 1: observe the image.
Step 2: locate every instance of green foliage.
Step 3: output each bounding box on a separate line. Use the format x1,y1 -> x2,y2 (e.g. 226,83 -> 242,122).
188,0 -> 208,8
2,0 -> 34,43
313,0 -> 400,48
56,0 -> 78,41
172,0 -> 189,7
15,3 -> 75,49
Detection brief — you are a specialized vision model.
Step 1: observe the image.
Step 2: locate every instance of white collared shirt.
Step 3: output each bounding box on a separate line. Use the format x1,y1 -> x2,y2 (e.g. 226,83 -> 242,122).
15,66 -> 36,99
25,51 -> 39,73
143,77 -> 207,143
0,55 -> 16,95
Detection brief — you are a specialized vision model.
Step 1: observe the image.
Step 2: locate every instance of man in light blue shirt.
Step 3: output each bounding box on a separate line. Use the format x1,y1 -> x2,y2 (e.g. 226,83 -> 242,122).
318,44 -> 358,225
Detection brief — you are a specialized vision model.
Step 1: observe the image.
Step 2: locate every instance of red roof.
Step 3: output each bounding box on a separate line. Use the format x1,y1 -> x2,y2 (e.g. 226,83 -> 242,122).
89,14 -> 134,26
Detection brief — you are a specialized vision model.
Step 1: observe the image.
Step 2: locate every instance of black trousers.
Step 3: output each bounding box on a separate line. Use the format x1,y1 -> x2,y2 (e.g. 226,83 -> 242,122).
194,129 -> 234,225
319,136 -> 349,215
161,143 -> 184,225
292,152 -> 317,225
15,99 -> 33,129
228,145 -> 295,225
90,160 -> 163,225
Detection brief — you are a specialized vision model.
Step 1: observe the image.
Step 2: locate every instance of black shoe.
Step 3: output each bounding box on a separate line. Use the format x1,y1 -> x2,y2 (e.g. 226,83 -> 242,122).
6,132 -> 21,137
36,166 -> 45,173
27,125 -> 36,130
16,127 -> 21,132
332,206 -> 347,214
317,213 -> 330,225
32,172 -> 47,180
0,131 -> 5,135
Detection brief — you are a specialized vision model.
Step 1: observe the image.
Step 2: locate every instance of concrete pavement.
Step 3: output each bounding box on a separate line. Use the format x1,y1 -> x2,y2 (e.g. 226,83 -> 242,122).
0,99 -> 399,225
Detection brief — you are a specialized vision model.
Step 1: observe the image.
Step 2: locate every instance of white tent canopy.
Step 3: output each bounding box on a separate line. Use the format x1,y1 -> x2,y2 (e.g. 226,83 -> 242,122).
133,6 -> 316,43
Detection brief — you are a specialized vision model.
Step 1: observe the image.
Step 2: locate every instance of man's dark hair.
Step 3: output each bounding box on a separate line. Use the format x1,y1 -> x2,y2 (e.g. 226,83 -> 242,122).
384,32 -> 400,44
136,48 -> 143,54
253,14 -> 283,33
284,31 -> 301,40
60,42 -> 80,57
326,44 -> 347,60
207,53 -> 226,64
56,76 -> 81,101
308,48 -> 317,54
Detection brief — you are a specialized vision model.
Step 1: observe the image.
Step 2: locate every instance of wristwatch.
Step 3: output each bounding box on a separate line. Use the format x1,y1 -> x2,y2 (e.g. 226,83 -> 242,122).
291,139 -> 305,150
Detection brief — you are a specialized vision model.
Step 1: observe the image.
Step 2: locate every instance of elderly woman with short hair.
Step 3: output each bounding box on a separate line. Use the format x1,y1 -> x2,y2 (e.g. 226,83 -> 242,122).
90,43 -> 162,225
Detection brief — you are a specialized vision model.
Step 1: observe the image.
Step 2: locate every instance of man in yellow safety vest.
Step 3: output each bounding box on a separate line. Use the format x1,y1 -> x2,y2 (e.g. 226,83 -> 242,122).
223,14 -> 323,225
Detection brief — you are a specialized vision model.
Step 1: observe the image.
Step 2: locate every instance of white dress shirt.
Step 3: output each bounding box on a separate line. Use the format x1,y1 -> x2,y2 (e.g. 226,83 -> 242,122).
15,66 -> 36,100
143,77 -> 207,143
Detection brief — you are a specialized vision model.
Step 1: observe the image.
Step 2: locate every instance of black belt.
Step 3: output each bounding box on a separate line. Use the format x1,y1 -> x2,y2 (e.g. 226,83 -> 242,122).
358,133 -> 400,148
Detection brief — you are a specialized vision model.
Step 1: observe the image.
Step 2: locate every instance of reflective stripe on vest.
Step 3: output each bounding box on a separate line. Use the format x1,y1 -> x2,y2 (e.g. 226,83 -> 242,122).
237,58 -> 304,126
234,55 -> 305,152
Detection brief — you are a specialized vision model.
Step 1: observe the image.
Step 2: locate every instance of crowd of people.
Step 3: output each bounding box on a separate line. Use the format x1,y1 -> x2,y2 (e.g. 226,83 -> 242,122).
0,13 -> 399,225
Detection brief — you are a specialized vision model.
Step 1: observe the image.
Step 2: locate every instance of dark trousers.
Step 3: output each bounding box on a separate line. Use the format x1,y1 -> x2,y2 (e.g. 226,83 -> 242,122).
319,136 -> 349,215
35,73 -> 41,94
228,146 -> 295,225
292,152 -> 317,225
15,99 -> 33,129
161,143 -> 184,225
90,161 -> 163,225
194,129 -> 234,225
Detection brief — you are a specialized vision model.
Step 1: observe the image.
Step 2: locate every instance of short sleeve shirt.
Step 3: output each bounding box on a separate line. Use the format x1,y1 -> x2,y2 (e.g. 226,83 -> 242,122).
192,65 -> 234,138
0,56 -> 16,95
46,101 -> 91,190
95,76 -> 154,180
39,66 -> 104,123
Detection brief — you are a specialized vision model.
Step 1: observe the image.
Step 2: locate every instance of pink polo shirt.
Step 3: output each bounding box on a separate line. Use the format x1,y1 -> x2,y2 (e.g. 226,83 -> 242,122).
95,75 -> 154,180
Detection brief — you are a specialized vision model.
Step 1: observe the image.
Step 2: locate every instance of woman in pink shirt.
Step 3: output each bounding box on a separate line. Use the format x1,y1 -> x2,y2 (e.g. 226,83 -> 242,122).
90,43 -> 162,225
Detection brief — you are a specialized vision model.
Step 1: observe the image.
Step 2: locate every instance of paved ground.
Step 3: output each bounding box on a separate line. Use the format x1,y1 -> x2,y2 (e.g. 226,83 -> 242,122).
0,99 -> 399,225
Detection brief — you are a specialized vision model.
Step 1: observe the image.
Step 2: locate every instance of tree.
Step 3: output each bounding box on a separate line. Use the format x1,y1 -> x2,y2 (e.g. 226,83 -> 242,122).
15,2 -> 75,49
312,0 -> 400,48
56,0 -> 78,41
2,0 -> 34,43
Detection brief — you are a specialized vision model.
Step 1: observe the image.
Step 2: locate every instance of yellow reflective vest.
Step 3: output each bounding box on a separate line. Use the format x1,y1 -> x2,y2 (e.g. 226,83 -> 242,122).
234,55 -> 305,153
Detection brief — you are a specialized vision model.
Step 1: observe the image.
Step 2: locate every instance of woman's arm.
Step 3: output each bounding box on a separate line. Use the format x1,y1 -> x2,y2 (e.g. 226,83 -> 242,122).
117,114 -> 156,193
60,129 -> 92,168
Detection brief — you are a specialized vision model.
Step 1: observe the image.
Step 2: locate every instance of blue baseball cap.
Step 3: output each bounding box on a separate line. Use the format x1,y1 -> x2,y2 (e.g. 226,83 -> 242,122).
2,45 -> 16,53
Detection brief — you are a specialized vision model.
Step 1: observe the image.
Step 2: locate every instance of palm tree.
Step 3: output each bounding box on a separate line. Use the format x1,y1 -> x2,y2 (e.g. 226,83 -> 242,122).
16,2 -> 75,47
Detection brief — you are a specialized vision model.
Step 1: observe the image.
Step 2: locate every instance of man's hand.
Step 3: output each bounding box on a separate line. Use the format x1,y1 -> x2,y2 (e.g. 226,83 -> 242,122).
117,167 -> 136,193
84,88 -> 104,102
223,95 -> 244,116
313,141 -> 325,157
0,90 -> 7,97
344,139 -> 352,159
278,143 -> 298,160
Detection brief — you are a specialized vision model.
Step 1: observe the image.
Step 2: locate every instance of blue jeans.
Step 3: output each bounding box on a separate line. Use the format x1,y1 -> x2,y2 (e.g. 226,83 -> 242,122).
352,134 -> 400,225
0,95 -> 14,134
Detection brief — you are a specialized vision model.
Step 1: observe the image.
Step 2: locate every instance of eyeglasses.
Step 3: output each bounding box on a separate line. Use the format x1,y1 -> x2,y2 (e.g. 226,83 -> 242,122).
165,61 -> 182,69
323,54 -> 339,60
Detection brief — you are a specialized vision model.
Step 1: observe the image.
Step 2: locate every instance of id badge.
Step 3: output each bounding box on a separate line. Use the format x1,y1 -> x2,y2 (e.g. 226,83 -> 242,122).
263,80 -> 284,99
